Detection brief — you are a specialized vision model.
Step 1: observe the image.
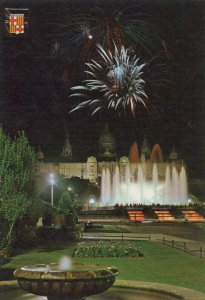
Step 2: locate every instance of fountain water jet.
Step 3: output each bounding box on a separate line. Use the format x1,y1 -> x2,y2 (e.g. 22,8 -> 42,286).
100,163 -> 188,206
105,168 -> 111,204
100,168 -> 106,203
179,166 -> 188,202
152,163 -> 158,204
129,142 -> 139,163
112,166 -> 120,204
172,166 -> 179,204
164,165 -> 171,205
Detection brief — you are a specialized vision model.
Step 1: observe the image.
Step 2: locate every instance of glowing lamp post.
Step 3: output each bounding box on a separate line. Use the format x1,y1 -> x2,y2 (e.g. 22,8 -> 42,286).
49,173 -> 55,206
88,198 -> 95,210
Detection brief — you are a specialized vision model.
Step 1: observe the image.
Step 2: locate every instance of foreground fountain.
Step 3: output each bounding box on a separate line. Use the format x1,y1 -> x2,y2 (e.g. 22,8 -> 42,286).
14,262 -> 118,300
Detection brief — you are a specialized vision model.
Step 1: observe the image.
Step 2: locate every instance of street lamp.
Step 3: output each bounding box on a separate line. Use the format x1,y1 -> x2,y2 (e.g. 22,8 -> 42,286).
88,198 -> 95,210
49,173 -> 55,206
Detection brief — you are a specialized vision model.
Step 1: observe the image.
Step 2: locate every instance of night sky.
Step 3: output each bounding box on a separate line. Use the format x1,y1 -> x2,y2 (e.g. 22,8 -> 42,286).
0,0 -> 205,177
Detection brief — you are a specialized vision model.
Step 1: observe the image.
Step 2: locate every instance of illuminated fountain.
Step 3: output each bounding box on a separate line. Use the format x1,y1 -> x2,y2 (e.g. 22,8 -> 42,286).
100,143 -> 188,206
100,164 -> 188,206
14,256 -> 118,300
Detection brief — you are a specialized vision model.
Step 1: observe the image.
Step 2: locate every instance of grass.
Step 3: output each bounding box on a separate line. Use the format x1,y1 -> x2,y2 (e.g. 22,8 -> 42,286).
83,242 -> 205,293
1,241 -> 76,267
1,240 -> 205,293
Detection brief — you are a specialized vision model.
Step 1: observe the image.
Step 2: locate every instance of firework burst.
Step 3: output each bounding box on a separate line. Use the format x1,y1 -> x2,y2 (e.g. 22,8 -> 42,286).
70,44 -> 157,118
50,4 -> 167,61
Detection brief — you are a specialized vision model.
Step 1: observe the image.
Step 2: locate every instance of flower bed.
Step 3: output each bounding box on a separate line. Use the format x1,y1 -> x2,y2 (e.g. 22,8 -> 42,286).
73,240 -> 143,258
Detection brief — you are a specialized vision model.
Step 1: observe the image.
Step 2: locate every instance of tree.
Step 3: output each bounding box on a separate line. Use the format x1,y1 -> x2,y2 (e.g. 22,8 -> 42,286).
59,190 -> 78,227
0,127 -> 35,250
59,191 -> 75,211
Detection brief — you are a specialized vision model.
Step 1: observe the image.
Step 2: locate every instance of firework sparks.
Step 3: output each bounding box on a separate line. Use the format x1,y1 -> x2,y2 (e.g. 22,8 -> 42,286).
70,44 -> 156,118
51,4 -> 166,60
50,5 -> 170,93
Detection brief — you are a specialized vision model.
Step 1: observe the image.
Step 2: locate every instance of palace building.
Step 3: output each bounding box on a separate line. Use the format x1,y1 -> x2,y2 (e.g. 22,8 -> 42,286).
35,125 -> 180,184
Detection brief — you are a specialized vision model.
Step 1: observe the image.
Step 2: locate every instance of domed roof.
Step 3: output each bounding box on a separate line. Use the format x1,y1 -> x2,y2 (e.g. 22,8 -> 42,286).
87,156 -> 97,163
119,156 -> 129,163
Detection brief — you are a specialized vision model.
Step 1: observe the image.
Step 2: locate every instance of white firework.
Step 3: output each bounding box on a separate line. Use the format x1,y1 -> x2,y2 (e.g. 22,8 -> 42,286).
70,44 -> 154,117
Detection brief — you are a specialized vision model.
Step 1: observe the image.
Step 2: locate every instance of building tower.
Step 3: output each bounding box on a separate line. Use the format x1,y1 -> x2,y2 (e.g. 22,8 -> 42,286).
36,146 -> 44,161
169,146 -> 178,162
61,133 -> 72,161
98,124 -> 117,161
141,137 -> 151,162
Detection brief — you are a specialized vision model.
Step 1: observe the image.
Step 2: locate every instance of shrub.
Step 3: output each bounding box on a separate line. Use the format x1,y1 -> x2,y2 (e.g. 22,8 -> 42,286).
0,251 -> 10,266
12,199 -> 43,249
42,201 -> 57,226
0,128 -> 35,249
64,212 -> 78,227
12,223 -> 37,249
73,240 -> 143,258
36,226 -> 81,241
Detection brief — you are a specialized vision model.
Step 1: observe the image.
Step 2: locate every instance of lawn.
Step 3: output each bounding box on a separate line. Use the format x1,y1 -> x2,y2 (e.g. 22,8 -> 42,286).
1,240 -> 205,293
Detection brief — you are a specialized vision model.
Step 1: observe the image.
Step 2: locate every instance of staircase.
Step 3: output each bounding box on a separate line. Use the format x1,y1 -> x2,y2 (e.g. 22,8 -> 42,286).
128,210 -> 145,222
181,210 -> 204,222
154,210 -> 175,221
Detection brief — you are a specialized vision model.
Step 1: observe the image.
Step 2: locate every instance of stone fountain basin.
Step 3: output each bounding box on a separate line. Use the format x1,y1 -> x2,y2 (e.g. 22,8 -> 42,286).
13,263 -> 119,300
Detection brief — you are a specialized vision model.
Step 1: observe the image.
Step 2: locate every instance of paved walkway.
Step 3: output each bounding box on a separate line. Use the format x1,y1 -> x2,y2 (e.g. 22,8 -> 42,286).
115,280 -> 205,300
1,279 -> 205,300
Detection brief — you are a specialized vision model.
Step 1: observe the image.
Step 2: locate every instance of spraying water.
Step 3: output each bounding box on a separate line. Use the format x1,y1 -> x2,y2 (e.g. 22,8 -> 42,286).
59,256 -> 73,270
100,163 -> 188,206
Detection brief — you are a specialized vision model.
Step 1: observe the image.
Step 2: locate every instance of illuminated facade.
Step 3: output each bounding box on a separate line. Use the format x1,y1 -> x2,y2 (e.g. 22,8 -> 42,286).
35,126 -> 181,184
